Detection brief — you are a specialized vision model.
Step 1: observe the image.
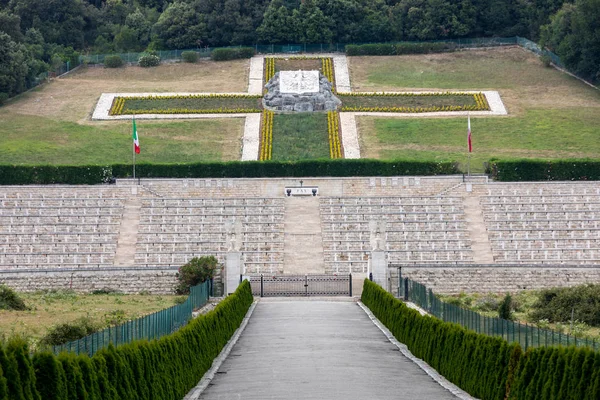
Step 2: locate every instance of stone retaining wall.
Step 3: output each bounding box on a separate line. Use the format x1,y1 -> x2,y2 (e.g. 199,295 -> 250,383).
388,265 -> 600,294
0,267 -> 223,295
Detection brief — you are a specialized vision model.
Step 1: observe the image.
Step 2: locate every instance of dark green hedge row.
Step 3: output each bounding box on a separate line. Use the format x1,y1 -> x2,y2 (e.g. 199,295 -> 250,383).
346,42 -> 456,56
0,281 -> 253,400
0,159 -> 458,184
210,47 -> 255,61
362,279 -> 600,400
362,279 -> 520,400
489,159 -> 600,181
508,346 -> 600,400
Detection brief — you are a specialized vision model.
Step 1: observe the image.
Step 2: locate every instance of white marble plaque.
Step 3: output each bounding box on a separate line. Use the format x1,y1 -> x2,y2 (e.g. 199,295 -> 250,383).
280,70 -> 319,94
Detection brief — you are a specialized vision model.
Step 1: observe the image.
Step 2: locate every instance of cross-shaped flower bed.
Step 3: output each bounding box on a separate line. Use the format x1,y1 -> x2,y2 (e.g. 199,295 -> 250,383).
95,53 -> 505,161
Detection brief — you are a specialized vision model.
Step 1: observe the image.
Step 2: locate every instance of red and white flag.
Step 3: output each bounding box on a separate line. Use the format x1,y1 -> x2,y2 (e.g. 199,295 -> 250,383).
467,114 -> 472,153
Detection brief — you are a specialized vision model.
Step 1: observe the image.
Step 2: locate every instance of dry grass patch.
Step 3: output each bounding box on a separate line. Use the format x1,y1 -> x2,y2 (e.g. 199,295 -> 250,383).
0,291 -> 184,344
3,59 -> 249,124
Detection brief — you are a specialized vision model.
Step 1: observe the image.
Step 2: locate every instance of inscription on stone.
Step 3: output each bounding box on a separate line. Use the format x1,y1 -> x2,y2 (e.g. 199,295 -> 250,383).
280,70 -> 320,94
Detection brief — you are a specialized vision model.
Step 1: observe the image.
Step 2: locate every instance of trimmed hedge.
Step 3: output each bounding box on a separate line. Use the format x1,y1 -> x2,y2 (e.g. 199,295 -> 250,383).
0,159 -> 458,185
210,47 -> 254,61
346,42 -> 456,56
362,279 -> 520,400
362,279 -> 600,400
489,159 -> 600,181
0,281 -> 253,400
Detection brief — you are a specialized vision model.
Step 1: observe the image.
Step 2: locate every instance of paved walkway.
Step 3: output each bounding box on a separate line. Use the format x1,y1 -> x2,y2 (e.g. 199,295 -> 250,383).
199,300 -> 458,400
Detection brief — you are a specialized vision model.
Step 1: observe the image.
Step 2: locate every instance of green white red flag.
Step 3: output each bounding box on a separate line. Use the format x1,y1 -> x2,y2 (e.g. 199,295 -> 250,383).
132,118 -> 140,154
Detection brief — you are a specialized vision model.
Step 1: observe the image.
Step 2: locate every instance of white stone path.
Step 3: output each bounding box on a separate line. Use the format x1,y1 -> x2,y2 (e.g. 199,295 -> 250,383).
91,54 -> 508,160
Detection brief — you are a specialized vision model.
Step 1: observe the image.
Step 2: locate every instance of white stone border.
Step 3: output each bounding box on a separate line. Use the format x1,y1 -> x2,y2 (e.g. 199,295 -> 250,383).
183,300 -> 259,400
358,301 -> 478,400
90,54 -> 508,161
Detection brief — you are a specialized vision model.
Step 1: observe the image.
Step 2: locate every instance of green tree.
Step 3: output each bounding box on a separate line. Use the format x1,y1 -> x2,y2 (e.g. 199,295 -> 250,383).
293,0 -> 333,43
152,1 -> 207,49
0,33 -> 30,99
32,352 -> 67,400
256,0 -> 298,43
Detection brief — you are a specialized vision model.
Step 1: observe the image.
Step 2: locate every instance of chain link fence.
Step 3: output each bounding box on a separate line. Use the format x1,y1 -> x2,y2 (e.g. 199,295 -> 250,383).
52,280 -> 211,356
397,275 -> 599,351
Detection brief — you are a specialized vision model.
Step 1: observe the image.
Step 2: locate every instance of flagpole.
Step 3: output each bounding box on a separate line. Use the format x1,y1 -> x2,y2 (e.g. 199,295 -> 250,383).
133,115 -> 136,181
467,112 -> 471,178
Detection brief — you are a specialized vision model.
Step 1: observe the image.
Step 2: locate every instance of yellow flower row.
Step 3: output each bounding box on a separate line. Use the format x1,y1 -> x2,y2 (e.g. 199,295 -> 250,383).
260,110 -> 274,161
341,105 -> 482,112
474,93 -> 489,110
120,108 -> 261,115
109,98 -> 125,115
328,111 -> 342,159
264,58 -> 276,85
321,58 -> 336,91
339,91 -> 480,98
116,94 -> 261,101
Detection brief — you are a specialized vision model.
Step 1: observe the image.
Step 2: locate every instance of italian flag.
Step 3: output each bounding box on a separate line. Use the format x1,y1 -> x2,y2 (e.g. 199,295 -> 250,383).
467,114 -> 472,153
132,118 -> 140,154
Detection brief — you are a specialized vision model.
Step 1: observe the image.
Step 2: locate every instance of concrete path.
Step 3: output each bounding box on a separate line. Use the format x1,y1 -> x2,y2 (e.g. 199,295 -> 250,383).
198,300 -> 458,400
113,198 -> 140,266
464,195 -> 495,264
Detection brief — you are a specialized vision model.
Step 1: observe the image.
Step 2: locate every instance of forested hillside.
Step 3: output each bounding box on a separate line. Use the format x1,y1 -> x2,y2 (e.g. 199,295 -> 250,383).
0,0 -> 598,102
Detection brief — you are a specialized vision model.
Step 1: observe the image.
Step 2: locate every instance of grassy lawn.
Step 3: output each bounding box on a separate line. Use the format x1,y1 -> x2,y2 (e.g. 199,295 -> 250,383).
350,47 -> 600,170
272,113 -> 330,161
0,113 -> 244,165
117,95 -> 261,115
0,60 -> 249,165
0,290 -> 184,346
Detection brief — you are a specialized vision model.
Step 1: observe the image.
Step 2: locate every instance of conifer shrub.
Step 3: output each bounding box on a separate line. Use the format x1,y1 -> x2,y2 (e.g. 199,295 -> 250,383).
32,352 -> 66,400
103,55 -> 124,68
181,51 -> 199,63
6,338 -> 39,400
498,293 -> 514,320
0,285 -> 28,311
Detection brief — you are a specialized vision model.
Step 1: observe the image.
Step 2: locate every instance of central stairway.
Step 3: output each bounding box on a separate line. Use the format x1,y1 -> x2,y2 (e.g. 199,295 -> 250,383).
283,197 -> 325,274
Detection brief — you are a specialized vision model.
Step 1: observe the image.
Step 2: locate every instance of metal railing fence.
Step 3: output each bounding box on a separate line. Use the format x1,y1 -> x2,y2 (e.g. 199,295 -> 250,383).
397,275 -> 599,351
52,280 -> 210,356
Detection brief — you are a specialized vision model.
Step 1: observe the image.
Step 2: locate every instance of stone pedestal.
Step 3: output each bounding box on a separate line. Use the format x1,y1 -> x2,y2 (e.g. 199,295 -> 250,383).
225,251 -> 242,295
369,250 -> 388,290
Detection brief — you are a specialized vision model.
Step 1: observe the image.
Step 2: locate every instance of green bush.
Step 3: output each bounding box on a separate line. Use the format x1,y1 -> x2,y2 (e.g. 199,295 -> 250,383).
499,293 -> 514,320
0,159 -> 459,185
346,41 -> 455,56
0,285 -> 28,311
210,47 -> 254,61
181,51 -> 199,63
103,55 -> 124,68
529,284 -> 600,326
489,159 -> 600,181
361,279 -> 519,400
175,256 -> 218,295
138,54 -> 160,68
0,93 -> 8,106
40,318 -> 101,347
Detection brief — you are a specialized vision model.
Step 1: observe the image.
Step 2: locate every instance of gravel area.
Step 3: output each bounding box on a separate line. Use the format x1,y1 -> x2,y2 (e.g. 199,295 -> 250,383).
340,112 -> 360,159
241,113 -> 261,161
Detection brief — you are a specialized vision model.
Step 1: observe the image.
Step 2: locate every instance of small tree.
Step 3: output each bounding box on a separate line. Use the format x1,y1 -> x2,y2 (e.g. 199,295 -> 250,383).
499,293 -> 514,320
175,256 -> 218,295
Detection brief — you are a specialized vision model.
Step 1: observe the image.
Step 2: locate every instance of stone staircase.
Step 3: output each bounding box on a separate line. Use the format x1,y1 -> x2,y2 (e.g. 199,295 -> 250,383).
283,197 -> 325,274
463,194 -> 495,264
113,198 -> 141,266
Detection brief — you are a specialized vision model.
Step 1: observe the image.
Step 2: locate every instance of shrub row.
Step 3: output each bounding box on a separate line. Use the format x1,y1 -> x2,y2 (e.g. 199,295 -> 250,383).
508,346 -> 600,400
362,279 -> 600,400
361,279 -> 519,400
0,280 -> 253,400
210,47 -> 254,61
346,42 -> 456,56
489,159 -> 600,181
0,160 -> 458,185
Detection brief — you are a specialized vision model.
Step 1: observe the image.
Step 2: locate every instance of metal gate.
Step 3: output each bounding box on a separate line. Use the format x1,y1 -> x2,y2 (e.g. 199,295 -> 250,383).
248,274 -> 352,297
